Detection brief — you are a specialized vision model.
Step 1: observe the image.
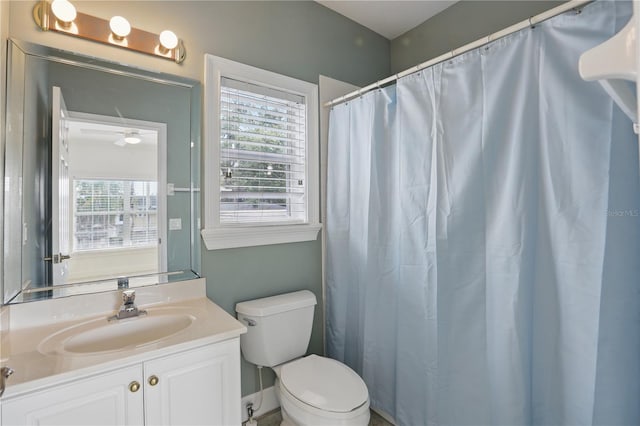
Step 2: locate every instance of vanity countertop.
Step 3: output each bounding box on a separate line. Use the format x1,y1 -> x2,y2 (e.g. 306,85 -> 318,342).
0,278 -> 247,398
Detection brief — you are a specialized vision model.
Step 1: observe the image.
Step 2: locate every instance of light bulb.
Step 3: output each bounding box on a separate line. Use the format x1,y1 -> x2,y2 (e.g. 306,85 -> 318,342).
124,136 -> 141,144
159,30 -> 178,50
109,16 -> 131,38
51,0 -> 77,24
124,131 -> 141,144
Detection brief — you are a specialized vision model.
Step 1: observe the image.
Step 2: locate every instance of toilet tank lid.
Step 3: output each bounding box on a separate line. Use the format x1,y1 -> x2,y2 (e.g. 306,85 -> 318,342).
236,290 -> 317,317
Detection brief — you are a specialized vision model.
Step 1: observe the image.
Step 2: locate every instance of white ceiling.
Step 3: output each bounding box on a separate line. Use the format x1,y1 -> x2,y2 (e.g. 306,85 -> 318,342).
316,1 -> 458,40
68,120 -> 157,147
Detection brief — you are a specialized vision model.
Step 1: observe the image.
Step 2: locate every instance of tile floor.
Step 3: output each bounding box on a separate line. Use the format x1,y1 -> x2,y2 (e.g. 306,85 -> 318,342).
369,409 -> 394,426
252,408 -> 393,426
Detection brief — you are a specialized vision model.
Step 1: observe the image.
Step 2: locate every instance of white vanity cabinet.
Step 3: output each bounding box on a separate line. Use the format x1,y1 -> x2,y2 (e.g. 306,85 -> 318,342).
1,339 -> 242,426
1,365 -> 144,425
143,338 -> 241,425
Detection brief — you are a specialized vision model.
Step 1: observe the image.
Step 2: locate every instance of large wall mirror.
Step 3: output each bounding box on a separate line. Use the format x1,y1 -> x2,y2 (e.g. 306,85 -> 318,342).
3,39 -> 201,304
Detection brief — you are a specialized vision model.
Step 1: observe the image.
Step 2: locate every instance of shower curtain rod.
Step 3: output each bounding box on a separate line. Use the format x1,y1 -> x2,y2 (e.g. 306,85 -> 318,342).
324,0 -> 593,108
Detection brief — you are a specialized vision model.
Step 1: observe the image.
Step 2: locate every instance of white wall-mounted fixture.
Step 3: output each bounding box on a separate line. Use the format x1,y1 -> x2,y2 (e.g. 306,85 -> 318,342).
32,0 -> 186,64
579,4 -> 637,131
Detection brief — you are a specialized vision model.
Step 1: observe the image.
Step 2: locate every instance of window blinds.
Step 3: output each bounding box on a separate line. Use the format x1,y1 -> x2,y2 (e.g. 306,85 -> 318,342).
74,179 -> 158,250
219,77 -> 307,224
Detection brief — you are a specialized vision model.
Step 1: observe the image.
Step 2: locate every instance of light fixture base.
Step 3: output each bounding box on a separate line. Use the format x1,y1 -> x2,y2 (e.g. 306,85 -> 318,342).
175,39 -> 186,64
32,2 -> 49,31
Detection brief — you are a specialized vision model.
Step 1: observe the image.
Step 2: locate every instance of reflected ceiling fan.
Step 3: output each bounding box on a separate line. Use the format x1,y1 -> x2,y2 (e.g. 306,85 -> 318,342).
79,128 -> 155,146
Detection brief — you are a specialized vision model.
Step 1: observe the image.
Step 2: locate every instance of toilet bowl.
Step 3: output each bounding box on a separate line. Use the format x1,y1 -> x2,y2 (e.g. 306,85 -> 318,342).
235,290 -> 370,426
274,355 -> 370,426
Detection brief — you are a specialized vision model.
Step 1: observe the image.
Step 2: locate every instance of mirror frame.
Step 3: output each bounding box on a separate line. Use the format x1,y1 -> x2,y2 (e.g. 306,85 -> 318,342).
2,38 -> 202,304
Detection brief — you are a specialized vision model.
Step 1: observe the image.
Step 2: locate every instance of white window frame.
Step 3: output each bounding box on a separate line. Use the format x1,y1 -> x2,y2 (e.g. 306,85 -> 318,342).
202,54 -> 321,250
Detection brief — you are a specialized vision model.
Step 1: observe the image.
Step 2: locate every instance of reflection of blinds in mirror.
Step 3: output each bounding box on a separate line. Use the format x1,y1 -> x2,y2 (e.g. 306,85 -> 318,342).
219,77 -> 307,224
73,179 -> 158,251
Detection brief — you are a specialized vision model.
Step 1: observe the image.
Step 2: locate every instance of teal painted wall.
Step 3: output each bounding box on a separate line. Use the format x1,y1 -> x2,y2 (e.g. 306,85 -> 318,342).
390,1 -> 564,73
7,0 -> 390,397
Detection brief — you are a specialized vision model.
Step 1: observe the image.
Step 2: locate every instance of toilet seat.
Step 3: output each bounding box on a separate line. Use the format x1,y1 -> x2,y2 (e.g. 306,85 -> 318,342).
279,354 -> 369,413
276,378 -> 370,426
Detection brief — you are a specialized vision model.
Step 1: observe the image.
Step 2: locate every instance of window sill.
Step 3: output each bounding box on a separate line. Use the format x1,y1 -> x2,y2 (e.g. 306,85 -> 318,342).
201,224 -> 322,250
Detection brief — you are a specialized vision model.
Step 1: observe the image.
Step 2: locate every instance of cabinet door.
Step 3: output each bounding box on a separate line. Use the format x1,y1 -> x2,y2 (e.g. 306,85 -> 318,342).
1,365 -> 144,426
144,339 -> 241,426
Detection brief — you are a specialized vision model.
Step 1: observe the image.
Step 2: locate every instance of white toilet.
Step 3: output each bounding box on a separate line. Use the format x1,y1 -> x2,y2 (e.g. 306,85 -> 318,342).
236,290 -> 370,426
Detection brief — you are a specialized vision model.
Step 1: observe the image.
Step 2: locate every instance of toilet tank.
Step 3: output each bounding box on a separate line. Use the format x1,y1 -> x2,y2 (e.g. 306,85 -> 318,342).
236,290 -> 317,367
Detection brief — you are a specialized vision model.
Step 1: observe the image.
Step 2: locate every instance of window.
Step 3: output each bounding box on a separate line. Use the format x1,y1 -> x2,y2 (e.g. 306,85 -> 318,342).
74,179 -> 158,251
203,55 -> 320,250
220,78 -> 307,224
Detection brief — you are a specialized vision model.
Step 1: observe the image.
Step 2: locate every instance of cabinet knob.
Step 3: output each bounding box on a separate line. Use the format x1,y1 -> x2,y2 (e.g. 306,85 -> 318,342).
148,375 -> 159,386
129,381 -> 141,393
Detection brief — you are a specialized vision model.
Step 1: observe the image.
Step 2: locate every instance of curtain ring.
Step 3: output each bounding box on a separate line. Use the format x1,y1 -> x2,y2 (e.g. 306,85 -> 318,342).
529,17 -> 535,29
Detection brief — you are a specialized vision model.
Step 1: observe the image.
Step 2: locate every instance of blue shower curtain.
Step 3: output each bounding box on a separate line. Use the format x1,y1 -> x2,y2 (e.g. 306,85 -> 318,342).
326,2 -> 640,425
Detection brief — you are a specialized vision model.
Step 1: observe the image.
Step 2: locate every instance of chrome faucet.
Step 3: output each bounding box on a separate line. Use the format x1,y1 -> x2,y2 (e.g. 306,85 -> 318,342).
109,290 -> 147,321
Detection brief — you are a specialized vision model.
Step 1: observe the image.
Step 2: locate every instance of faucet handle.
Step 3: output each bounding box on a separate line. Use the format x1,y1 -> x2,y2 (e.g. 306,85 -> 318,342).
109,289 -> 146,321
122,289 -> 135,304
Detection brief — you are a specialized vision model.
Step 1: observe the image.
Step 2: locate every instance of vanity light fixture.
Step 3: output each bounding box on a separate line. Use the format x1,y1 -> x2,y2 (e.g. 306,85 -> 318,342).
32,0 -> 186,64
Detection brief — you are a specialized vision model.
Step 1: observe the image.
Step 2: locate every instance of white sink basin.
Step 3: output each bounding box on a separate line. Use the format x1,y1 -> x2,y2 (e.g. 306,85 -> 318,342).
39,308 -> 196,355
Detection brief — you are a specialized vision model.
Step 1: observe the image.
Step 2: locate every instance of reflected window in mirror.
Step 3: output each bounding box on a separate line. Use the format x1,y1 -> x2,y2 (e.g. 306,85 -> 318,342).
74,180 -> 158,251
